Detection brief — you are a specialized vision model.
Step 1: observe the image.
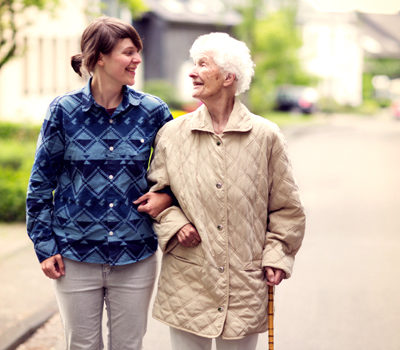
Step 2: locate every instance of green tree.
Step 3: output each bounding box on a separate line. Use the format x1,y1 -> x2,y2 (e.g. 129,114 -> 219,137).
364,57 -> 400,78
117,0 -> 148,18
0,0 -> 59,70
0,0 -> 149,70
235,0 -> 317,113
362,58 -> 400,107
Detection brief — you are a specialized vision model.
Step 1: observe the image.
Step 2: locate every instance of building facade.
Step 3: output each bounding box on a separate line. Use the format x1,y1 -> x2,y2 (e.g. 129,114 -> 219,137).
0,0 -> 94,123
1,0 -> 399,123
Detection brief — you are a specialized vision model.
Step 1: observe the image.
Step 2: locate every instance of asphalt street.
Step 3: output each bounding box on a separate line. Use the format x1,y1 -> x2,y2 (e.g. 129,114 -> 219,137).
1,112 -> 399,350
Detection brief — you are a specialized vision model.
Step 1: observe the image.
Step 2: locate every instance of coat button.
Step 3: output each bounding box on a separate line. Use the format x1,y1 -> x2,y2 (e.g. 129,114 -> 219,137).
217,225 -> 223,231
216,141 -> 221,146
217,306 -> 224,312
218,266 -> 224,273
216,183 -> 222,189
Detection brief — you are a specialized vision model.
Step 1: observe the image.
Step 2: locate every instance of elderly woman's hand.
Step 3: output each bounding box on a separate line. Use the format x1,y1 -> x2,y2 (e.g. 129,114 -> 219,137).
264,267 -> 286,286
176,223 -> 201,247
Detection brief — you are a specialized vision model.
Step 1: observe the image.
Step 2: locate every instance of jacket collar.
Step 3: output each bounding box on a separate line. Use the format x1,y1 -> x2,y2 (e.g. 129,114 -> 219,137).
190,98 -> 253,134
82,77 -> 141,112
82,78 -> 94,112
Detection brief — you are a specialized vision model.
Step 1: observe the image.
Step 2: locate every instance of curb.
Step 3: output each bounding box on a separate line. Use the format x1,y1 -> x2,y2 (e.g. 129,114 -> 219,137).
0,302 -> 58,350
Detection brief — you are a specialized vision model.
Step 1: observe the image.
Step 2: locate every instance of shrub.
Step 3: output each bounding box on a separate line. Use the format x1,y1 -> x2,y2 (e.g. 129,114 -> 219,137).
0,122 -> 38,222
0,168 -> 30,221
0,122 -> 40,141
171,109 -> 186,118
143,80 -> 183,110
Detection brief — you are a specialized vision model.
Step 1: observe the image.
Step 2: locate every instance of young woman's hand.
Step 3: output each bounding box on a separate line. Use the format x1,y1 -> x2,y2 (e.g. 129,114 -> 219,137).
40,254 -> 65,279
134,192 -> 173,218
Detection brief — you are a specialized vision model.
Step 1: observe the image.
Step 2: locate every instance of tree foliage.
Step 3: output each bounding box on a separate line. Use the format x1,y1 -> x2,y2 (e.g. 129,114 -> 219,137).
117,0 -> 148,18
0,0 -> 59,70
364,57 -> 400,79
235,0 -> 317,113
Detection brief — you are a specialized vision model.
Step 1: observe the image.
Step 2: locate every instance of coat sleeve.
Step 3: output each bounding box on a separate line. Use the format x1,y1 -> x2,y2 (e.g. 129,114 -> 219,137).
262,129 -> 306,278
26,101 -> 65,262
148,126 -> 190,253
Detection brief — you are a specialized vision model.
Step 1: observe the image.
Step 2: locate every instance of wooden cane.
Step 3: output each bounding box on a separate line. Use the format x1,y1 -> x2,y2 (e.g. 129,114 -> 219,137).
268,285 -> 274,350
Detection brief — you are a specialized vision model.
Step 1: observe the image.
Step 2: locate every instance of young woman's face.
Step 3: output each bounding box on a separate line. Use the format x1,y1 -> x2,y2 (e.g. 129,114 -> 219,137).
98,38 -> 142,86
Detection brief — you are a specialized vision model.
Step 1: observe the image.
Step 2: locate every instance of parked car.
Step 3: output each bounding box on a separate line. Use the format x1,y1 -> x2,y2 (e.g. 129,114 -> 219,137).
391,100 -> 400,120
275,85 -> 318,114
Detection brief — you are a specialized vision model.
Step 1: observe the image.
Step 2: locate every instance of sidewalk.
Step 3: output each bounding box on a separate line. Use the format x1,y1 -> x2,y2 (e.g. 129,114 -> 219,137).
0,223 -> 58,350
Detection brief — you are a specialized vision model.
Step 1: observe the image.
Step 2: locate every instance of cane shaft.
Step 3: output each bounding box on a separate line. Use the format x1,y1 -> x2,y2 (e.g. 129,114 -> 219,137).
268,285 -> 274,350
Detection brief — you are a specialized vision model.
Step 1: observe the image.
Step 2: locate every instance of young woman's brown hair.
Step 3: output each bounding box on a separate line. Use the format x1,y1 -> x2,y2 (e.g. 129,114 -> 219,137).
71,16 -> 143,76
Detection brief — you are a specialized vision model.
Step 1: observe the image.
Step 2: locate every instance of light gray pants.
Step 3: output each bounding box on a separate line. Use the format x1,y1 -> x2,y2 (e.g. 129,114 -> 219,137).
54,255 -> 157,350
170,328 -> 259,350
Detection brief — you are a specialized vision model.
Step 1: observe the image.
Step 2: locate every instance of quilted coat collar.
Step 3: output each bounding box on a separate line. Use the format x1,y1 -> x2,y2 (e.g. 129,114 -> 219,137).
190,98 -> 253,134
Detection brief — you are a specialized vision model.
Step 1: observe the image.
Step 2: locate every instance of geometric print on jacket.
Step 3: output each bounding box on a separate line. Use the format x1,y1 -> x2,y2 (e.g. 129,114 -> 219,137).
26,78 -> 173,265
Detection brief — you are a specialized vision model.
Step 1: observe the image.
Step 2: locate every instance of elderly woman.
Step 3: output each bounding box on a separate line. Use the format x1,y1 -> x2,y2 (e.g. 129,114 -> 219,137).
137,32 -> 306,350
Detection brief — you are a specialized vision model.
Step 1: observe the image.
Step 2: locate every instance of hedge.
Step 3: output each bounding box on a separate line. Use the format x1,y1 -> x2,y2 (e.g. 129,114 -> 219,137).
0,122 -> 38,222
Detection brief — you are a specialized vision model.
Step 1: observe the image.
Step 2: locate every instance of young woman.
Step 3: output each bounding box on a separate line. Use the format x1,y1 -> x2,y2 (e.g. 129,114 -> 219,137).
26,16 -> 172,350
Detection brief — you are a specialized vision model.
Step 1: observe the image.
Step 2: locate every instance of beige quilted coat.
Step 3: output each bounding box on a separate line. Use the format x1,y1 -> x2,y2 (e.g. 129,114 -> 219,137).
148,99 -> 305,339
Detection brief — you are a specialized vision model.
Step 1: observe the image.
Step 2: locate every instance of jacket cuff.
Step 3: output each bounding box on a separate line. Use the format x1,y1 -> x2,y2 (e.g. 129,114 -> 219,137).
154,206 -> 190,252
34,237 -> 60,263
262,246 -> 295,279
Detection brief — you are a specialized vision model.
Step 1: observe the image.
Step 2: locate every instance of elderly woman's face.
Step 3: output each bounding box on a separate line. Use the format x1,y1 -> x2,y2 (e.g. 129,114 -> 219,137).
189,54 -> 225,101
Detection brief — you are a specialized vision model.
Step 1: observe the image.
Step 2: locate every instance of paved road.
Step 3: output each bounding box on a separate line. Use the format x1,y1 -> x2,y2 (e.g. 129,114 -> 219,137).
277,113 -> 400,349
2,113 -> 400,349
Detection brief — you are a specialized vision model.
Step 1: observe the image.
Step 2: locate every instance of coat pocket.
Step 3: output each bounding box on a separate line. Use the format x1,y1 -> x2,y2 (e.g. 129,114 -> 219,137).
243,259 -> 263,271
169,240 -> 204,266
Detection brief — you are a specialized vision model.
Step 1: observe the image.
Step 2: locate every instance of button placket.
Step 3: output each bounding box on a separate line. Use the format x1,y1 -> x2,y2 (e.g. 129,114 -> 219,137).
105,121 -> 117,239
212,134 -> 228,315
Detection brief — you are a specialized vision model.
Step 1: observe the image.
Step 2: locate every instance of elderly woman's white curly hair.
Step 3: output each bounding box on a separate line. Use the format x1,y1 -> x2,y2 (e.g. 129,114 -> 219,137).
189,32 -> 255,96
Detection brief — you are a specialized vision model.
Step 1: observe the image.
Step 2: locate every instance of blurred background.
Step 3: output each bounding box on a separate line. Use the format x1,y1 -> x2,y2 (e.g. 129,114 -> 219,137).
0,0 -> 399,349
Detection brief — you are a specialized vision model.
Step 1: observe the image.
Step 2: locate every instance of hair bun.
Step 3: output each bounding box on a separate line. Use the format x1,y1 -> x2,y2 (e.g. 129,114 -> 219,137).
71,53 -> 83,77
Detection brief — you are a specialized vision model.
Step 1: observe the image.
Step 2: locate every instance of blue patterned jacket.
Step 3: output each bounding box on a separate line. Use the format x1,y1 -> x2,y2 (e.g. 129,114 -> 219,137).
26,79 -> 173,265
